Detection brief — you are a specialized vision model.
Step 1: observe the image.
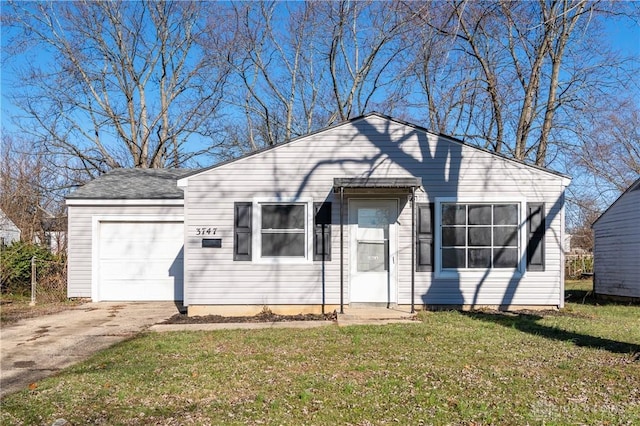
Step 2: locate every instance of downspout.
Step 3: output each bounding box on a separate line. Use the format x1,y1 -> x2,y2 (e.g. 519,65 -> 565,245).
340,186 -> 344,314
411,186 -> 416,313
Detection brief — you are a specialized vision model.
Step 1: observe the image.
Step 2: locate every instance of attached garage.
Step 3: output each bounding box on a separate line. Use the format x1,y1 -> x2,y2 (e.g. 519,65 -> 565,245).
96,221 -> 184,301
66,169 -> 189,302
67,114 -> 570,313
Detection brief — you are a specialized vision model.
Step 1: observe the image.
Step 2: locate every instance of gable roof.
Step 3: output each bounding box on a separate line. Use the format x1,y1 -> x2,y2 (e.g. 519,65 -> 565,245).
0,208 -> 20,232
592,177 -> 640,228
66,168 -> 193,200
179,112 -> 570,183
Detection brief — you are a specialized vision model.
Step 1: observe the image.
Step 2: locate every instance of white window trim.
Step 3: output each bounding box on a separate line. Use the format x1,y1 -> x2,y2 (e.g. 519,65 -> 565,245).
252,197 -> 313,264
434,197 -> 527,279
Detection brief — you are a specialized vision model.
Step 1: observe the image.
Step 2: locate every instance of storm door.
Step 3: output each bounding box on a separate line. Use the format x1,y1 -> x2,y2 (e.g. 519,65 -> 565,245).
349,199 -> 398,303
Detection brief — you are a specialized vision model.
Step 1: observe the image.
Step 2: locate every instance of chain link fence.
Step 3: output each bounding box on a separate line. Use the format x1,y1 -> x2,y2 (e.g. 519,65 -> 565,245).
29,256 -> 67,304
1,241 -> 67,303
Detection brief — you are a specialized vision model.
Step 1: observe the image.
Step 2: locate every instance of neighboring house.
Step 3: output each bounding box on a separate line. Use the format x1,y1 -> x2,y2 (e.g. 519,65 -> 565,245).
41,212 -> 68,254
66,113 -> 571,314
0,208 -> 21,246
592,178 -> 640,301
564,233 -> 572,254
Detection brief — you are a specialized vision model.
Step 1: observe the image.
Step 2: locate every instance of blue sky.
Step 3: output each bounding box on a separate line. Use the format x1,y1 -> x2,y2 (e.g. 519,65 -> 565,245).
2,4 -> 638,130
0,3 -> 638,221
1,3 -> 638,172
604,13 -> 640,57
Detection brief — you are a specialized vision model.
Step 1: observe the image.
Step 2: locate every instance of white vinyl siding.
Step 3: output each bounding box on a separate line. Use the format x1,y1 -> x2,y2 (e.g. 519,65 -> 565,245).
593,183 -> 640,299
181,114 -> 568,308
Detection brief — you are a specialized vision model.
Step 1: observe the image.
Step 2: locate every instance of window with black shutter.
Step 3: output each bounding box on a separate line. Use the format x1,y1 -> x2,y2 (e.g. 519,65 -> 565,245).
260,204 -> 306,257
234,202 -> 252,261
526,203 -> 545,271
416,203 -> 434,271
314,202 -> 331,261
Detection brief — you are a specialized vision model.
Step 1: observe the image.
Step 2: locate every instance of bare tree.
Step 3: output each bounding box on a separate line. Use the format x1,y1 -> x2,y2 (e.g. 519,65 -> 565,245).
571,98 -> 640,194
397,2 -> 496,145
401,0 -> 636,167
565,190 -> 601,252
3,0 -> 638,187
3,1 -> 232,178
226,1 -> 322,148
0,135 -> 63,244
323,0 -> 410,123
225,1 -> 412,148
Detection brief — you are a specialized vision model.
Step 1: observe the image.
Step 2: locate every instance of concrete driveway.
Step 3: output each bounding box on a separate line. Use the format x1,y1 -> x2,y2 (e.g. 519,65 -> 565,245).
1,302 -> 179,399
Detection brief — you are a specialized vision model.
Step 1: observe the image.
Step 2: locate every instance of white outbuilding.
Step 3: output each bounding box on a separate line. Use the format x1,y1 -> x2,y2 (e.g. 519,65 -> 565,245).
0,208 -> 21,246
592,178 -> 640,301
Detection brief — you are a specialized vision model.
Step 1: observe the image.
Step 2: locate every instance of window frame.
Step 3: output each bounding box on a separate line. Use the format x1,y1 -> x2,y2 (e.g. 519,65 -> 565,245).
252,197 -> 313,264
434,197 -> 527,279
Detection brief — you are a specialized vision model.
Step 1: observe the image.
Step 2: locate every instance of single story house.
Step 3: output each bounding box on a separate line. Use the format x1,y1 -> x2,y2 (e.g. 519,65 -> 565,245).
66,113 -> 571,315
592,178 -> 640,301
0,208 -> 21,246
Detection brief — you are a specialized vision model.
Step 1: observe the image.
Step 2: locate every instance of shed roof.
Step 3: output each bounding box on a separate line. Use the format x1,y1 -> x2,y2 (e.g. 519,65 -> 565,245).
66,168 -> 194,200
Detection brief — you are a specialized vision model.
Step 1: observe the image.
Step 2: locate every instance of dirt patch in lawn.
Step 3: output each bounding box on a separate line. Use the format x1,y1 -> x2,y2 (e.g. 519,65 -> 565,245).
0,299 -> 87,326
163,310 -> 338,324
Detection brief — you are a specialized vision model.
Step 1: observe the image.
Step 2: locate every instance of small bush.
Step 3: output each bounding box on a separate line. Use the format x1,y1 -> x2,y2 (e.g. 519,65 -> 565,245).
0,241 -> 66,300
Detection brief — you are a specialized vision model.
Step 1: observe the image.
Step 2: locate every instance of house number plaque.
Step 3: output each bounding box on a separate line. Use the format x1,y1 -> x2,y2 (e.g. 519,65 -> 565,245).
195,227 -> 217,236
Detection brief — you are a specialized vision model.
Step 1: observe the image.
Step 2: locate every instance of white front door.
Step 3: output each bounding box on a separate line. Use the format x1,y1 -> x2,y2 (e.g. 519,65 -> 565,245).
349,199 -> 398,303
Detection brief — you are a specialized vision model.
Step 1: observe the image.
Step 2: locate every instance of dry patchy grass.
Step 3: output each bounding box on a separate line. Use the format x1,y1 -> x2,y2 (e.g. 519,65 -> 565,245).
3,278 -> 638,424
2,292 -> 639,425
0,298 -> 86,326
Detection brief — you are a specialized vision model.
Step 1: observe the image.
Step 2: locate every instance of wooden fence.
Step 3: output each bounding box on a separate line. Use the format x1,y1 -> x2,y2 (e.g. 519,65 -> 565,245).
565,254 -> 594,279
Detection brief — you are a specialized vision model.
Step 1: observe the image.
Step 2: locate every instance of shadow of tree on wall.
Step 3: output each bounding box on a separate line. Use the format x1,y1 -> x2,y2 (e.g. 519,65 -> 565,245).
462,310 -> 640,360
284,115 -> 465,307
169,246 -> 184,311
346,117 -> 566,310
349,118 -> 464,306
198,113 -> 567,311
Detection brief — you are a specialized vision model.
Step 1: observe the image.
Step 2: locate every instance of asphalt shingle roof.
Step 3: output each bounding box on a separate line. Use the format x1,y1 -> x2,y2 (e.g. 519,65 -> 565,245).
66,168 -> 195,200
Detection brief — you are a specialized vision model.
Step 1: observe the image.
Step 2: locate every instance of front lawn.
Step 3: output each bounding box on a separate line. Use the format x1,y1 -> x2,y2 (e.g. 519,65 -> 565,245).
2,282 -> 639,425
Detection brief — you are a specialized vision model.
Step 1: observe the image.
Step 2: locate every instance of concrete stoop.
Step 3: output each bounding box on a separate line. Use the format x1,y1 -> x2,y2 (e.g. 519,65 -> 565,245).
337,307 -> 418,326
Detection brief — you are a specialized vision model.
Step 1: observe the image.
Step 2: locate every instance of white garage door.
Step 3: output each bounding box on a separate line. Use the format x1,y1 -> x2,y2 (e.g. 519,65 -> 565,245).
98,221 -> 184,301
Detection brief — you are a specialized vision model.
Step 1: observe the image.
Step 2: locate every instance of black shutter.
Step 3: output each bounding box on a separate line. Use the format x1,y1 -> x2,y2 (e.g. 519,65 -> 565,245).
526,203 -> 545,271
314,202 -> 332,261
416,203 -> 434,271
234,202 -> 252,261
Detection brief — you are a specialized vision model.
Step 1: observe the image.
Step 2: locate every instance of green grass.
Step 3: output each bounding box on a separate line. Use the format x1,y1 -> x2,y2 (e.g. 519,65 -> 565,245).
2,282 -> 639,425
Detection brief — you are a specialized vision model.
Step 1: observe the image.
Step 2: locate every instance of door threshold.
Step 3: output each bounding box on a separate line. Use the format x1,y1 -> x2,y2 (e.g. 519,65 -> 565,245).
349,302 -> 398,309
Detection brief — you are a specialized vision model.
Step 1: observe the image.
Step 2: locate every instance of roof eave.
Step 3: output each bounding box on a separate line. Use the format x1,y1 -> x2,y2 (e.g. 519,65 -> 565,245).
65,198 -> 184,206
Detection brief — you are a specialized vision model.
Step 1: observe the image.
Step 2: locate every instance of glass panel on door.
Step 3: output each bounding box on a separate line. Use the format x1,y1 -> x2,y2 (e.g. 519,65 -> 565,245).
357,240 -> 389,272
356,207 -> 390,272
